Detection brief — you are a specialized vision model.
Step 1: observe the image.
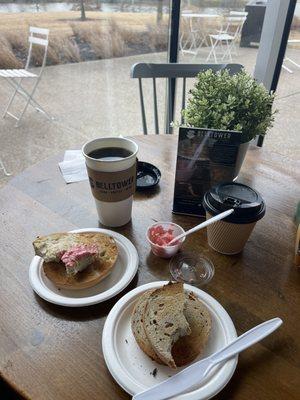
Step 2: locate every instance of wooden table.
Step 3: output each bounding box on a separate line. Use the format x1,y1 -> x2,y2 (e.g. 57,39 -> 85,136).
0,135 -> 299,400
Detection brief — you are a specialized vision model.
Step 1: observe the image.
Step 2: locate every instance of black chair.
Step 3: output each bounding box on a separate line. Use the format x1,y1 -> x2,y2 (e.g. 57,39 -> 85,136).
130,62 -> 243,135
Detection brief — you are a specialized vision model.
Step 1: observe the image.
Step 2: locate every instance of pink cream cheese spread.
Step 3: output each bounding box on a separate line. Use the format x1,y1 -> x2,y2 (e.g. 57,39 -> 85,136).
60,244 -> 98,275
148,225 -> 178,246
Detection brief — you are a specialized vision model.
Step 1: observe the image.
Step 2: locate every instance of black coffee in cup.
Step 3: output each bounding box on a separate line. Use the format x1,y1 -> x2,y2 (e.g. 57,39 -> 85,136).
88,147 -> 133,161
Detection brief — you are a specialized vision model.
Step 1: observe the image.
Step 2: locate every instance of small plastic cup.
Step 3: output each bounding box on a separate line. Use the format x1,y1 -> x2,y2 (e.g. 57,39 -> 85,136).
146,221 -> 185,258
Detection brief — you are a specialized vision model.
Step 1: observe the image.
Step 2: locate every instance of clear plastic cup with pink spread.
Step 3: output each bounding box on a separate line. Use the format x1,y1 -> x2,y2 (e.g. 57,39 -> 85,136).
146,222 -> 185,258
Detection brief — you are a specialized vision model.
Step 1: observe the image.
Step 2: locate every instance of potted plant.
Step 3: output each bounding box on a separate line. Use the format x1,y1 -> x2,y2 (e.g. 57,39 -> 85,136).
181,69 -> 276,177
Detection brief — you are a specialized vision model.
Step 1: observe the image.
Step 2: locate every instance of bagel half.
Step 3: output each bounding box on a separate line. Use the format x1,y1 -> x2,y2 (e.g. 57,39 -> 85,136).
33,232 -> 118,289
131,284 -> 211,368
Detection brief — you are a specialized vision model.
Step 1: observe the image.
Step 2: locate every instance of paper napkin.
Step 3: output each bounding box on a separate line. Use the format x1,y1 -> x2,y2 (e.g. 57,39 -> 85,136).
58,150 -> 88,183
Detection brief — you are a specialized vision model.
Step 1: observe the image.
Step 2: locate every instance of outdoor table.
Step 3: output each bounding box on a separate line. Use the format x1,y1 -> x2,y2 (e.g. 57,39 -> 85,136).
0,135 -> 299,400
182,13 -> 220,19
181,13 -> 221,54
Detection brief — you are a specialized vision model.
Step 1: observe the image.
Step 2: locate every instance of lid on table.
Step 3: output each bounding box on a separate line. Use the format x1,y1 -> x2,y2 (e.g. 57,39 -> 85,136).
203,182 -> 266,224
136,161 -> 161,191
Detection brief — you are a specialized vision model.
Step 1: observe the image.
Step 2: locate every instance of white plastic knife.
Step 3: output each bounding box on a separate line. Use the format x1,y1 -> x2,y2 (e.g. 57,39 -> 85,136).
132,318 -> 282,400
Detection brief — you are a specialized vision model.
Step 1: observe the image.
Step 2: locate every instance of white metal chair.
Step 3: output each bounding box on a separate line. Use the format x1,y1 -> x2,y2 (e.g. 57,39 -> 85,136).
180,14 -> 196,54
206,15 -> 247,63
228,11 -> 248,17
282,39 -> 300,73
216,11 -> 248,33
180,13 -> 209,55
0,26 -> 53,127
0,158 -> 11,177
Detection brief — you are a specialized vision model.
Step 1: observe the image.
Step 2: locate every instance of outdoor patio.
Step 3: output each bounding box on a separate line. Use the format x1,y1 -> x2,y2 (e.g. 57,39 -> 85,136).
0,45 -> 299,188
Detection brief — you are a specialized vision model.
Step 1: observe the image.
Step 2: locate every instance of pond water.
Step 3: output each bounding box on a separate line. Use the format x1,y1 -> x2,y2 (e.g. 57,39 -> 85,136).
0,2 -> 226,15
0,2 -> 164,13
0,2 -> 71,12
4,1 -> 299,20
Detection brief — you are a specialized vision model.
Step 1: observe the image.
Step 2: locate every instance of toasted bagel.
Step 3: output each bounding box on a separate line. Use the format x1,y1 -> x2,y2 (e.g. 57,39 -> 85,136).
33,232 -> 118,289
131,284 -> 211,368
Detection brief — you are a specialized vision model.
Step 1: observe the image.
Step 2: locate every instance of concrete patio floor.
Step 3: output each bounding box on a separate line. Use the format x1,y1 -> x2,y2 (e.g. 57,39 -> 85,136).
0,46 -> 299,187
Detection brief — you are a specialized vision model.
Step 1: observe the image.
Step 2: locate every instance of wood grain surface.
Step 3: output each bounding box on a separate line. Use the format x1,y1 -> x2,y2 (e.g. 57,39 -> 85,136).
0,135 -> 299,400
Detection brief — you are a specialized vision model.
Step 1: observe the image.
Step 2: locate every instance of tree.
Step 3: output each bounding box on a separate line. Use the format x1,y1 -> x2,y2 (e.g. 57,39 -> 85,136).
157,0 -> 163,24
95,0 -> 101,10
80,0 -> 86,21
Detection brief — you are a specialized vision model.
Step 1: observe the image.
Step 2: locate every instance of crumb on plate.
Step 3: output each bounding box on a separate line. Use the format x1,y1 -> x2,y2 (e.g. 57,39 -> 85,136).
150,368 -> 158,377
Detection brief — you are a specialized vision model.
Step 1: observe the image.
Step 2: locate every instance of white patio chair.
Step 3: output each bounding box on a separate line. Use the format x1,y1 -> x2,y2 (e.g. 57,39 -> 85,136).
228,11 -> 248,17
0,26 -> 53,127
0,158 -> 11,177
282,39 -> 300,73
216,11 -> 248,36
206,15 -> 247,63
180,13 -> 208,55
179,14 -> 193,53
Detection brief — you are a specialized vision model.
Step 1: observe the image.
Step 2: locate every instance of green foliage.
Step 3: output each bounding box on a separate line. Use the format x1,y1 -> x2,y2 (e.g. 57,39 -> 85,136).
182,69 -> 276,142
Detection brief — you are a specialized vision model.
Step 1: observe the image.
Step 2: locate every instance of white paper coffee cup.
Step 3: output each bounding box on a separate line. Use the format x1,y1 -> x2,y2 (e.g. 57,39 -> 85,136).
82,137 -> 138,227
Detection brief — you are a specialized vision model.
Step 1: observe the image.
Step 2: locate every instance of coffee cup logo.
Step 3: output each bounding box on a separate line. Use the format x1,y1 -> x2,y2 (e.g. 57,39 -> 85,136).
89,177 -> 95,189
87,164 -> 136,202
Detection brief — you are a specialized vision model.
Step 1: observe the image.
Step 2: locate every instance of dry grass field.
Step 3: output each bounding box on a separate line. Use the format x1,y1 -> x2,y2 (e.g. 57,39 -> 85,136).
0,10 -> 299,68
0,11 -> 169,67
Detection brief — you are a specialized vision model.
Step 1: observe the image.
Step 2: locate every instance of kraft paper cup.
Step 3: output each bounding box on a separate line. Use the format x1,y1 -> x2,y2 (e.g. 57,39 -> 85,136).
206,212 -> 256,255
203,182 -> 266,255
82,137 -> 138,227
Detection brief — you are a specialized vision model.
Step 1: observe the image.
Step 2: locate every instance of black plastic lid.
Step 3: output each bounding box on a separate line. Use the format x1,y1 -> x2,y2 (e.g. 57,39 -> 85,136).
136,161 -> 161,191
203,182 -> 266,224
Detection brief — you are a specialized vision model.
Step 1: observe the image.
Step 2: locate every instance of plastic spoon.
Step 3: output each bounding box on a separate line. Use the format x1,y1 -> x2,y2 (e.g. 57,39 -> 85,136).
132,318 -> 283,400
168,208 -> 234,245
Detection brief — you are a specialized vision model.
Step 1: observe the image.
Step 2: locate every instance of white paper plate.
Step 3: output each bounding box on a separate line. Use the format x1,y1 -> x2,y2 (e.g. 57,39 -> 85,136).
29,228 -> 139,307
102,281 -> 237,399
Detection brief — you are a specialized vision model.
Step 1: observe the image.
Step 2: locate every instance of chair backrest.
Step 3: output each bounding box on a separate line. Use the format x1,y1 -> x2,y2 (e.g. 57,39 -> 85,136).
180,13 -> 192,36
182,10 -> 194,15
224,16 -> 247,39
229,11 -> 248,17
26,27 -> 49,75
131,63 -> 243,135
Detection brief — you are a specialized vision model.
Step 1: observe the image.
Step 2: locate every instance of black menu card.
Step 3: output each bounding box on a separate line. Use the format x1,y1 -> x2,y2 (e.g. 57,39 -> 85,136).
173,127 -> 243,217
